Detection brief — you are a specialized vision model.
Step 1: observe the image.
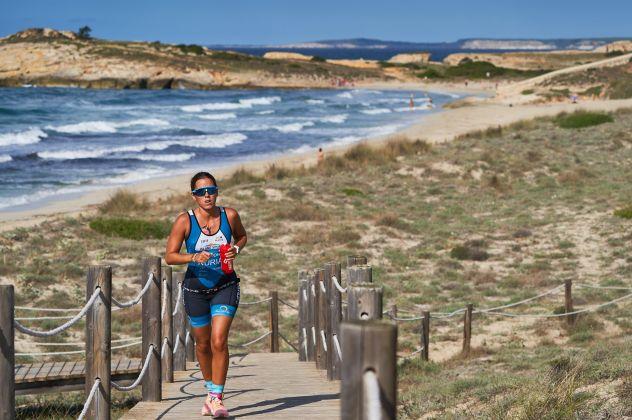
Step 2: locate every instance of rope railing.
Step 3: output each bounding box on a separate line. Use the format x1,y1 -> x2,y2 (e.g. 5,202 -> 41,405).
363,370 -> 382,420
77,378 -> 101,420
160,279 -> 168,320
473,284 -> 564,314
111,345 -> 155,392
240,297 -> 272,306
332,334 -> 342,361
332,275 -> 347,293
15,339 -> 142,357
173,333 -> 181,355
319,280 -> 326,293
14,288 -> 102,337
575,283 -> 632,291
397,347 -> 423,360
302,327 -> 308,356
320,330 -> 328,352
229,331 -> 272,348
172,285 -> 183,316
111,272 -> 154,309
278,298 -> 298,310
17,337 -> 140,347
389,314 -> 425,322
279,333 -> 299,353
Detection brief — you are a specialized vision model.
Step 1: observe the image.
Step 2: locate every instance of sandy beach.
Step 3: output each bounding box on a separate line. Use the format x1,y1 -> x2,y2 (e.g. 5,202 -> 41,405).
1,82 -> 631,232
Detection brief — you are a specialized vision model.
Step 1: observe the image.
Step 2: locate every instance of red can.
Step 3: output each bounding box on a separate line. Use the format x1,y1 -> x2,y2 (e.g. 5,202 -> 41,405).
219,244 -> 234,274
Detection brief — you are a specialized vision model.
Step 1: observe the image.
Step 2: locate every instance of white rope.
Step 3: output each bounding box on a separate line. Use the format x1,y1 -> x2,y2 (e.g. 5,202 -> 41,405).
160,337 -> 169,359
111,272 -> 154,308
389,314 -> 425,322
311,326 -> 316,345
320,281 -> 326,293
112,340 -> 142,350
575,283 -> 632,290
160,279 -> 168,320
332,334 -> 342,361
363,370 -> 382,420
483,292 -> 632,318
311,284 -> 316,297
320,330 -> 328,352
431,308 -> 466,319
302,327 -> 308,356
302,289 -> 308,302
240,297 -> 272,306
230,331 -> 272,347
473,285 -> 564,314
279,298 -> 298,310
16,306 -> 80,312
332,276 -> 347,293
23,337 -> 140,347
77,378 -> 101,420
279,333 -> 299,353
14,288 -> 101,337
173,333 -> 181,355
17,339 -> 142,356
111,345 -> 155,391
398,347 -> 423,360
185,331 -> 191,347
172,285 -> 183,316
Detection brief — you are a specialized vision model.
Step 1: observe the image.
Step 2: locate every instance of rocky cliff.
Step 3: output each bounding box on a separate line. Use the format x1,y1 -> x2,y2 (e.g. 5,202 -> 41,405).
443,51 -> 610,71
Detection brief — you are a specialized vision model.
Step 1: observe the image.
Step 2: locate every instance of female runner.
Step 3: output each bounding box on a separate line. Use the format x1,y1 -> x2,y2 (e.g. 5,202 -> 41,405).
165,171 -> 247,417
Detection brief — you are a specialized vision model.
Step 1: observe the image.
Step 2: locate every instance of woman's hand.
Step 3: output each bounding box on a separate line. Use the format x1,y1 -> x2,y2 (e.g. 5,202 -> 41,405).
223,246 -> 238,261
191,251 -> 211,263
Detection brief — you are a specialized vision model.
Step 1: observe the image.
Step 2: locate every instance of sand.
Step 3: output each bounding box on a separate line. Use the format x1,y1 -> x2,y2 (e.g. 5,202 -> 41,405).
1,82 -> 631,233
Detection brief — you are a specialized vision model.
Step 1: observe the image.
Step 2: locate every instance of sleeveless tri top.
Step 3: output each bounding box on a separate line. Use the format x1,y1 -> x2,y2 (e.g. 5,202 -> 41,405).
184,207 -> 236,288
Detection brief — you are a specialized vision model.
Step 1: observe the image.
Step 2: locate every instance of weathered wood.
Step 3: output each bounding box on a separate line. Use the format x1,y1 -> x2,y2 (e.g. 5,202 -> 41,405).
85,266 -> 112,420
325,262 -> 342,380
269,291 -> 279,353
0,285 -> 15,420
462,304 -> 473,356
389,305 -> 397,320
185,319 -> 195,364
347,283 -> 383,321
298,270 -> 308,362
346,255 -> 368,268
565,279 -> 575,325
141,257 -> 162,401
315,268 -> 328,370
307,271 -> 316,362
161,266 -> 173,383
171,272 -> 186,371
422,311 -> 430,362
341,321 -> 397,420
347,265 -> 372,285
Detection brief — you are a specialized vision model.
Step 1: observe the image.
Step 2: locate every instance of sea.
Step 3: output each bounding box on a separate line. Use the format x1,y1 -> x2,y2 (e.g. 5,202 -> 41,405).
0,87 -> 462,211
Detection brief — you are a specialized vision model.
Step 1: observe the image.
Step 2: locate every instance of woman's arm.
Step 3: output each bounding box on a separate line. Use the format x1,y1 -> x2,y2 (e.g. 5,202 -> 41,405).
165,212 -> 210,265
225,208 -> 247,260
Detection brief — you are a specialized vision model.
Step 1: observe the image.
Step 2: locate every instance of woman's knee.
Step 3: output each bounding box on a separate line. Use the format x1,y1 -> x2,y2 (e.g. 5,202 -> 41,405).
196,339 -> 212,354
211,334 -> 228,353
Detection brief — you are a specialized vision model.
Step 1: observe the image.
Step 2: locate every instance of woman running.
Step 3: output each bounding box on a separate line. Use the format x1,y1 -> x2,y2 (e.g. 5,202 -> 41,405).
165,171 -> 247,418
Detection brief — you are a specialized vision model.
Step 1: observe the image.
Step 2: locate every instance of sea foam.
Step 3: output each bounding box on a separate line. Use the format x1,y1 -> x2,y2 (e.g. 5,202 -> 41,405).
274,122 -> 314,133
361,108 -> 392,115
199,113 -> 237,120
182,96 -> 281,113
49,118 -> 169,134
0,128 -> 48,147
320,114 -> 348,124
0,154 -> 12,163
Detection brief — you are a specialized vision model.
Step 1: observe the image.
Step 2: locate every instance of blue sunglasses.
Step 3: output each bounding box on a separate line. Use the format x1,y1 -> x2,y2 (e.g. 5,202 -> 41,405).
191,186 -> 218,196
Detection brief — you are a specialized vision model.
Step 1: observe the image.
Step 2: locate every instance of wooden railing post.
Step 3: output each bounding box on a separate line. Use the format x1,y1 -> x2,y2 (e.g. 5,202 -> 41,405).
341,320 -> 397,420
172,272 -> 186,371
347,283 -> 383,321
389,305 -> 397,320
421,311 -> 430,362
186,318 -> 196,364
315,268 -> 328,370
346,255 -> 368,268
325,261 -> 342,380
462,304 -> 473,357
347,265 -> 372,285
269,291 -> 279,353
85,266 -> 112,420
141,257 -> 162,402
298,270 -> 308,361
565,279 -> 575,325
161,266 -> 173,383
0,285 -> 15,420
307,271 -> 316,362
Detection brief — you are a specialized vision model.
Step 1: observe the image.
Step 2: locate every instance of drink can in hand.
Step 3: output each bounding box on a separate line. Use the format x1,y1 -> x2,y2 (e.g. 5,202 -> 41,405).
219,244 -> 234,274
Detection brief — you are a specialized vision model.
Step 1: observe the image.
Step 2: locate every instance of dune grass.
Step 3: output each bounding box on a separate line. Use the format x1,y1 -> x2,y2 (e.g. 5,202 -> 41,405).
555,111 -> 614,129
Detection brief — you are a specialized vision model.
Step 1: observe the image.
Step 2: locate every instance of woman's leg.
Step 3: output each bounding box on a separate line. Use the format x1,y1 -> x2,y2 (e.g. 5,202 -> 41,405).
210,315 -> 233,386
191,325 -> 213,380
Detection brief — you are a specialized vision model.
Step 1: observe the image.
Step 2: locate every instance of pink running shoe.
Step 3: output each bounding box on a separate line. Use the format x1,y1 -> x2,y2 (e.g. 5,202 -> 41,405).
201,394 -> 229,418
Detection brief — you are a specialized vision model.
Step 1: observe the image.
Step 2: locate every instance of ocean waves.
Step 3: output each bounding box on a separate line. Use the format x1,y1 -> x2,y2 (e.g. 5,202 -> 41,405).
181,96 -> 281,112
47,118 -> 170,134
0,128 -> 48,147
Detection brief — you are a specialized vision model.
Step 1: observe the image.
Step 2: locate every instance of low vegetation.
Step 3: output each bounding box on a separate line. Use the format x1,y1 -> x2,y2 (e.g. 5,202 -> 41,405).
3,108 -> 631,418
555,111 -> 614,129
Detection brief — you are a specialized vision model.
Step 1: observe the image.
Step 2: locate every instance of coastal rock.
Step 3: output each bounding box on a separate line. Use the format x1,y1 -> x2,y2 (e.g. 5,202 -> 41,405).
326,59 -> 380,69
595,41 -> 632,53
263,51 -> 313,61
443,51 -> 609,70
388,53 -> 431,64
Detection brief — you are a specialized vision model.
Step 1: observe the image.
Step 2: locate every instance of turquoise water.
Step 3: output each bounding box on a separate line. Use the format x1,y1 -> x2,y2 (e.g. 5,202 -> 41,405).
0,87 -> 460,210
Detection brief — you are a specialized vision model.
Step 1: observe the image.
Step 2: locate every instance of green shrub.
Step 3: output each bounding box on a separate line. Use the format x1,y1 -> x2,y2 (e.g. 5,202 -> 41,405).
89,217 -> 171,239
614,205 -> 632,219
450,241 -> 489,261
341,187 -> 364,197
311,55 -> 327,62
444,61 -> 547,79
177,44 -> 205,55
580,85 -> 602,96
555,111 -> 613,129
521,89 -> 535,95
416,68 -> 443,79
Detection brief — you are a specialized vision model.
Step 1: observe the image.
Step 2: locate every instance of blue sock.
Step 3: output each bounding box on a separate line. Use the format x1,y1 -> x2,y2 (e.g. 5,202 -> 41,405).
205,381 -> 224,397
205,380 -> 214,393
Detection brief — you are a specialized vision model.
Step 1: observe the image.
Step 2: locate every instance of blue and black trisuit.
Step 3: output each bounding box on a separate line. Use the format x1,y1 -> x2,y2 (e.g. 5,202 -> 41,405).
183,207 -> 240,328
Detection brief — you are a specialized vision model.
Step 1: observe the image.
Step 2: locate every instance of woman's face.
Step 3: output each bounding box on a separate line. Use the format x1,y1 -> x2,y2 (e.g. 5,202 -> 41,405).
191,177 -> 218,211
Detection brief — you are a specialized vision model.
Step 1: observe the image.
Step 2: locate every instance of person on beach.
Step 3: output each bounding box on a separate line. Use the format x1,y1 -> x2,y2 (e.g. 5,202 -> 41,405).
409,94 -> 415,109
165,171 -> 247,418
317,147 -> 324,164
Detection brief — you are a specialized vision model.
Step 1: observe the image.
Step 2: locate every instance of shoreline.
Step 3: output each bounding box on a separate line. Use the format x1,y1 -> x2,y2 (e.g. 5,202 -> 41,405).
1,84 -> 631,232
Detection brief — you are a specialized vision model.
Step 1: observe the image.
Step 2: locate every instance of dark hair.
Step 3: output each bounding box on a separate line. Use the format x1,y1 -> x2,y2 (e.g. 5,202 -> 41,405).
190,171 -> 217,190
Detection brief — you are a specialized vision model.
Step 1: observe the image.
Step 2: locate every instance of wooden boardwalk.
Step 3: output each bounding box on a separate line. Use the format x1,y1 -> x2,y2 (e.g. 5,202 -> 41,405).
123,353 -> 340,419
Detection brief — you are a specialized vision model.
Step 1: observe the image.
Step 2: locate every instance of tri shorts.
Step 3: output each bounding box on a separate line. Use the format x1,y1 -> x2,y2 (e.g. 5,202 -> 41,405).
182,276 -> 240,328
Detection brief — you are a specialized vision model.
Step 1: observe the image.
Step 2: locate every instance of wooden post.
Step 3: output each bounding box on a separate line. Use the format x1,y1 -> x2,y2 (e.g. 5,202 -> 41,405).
307,271 -> 316,362
462,304 -> 473,357
161,266 -> 173,383
325,262 -> 342,380
347,283 -> 383,321
85,266 -> 112,420
185,318 -> 196,364
141,257 -> 162,402
0,285 -> 15,420
172,272 -> 186,371
389,305 -> 397,320
346,255 -> 368,267
269,291 -> 279,353
421,311 -> 430,362
341,320 -> 397,420
347,265 -> 372,285
298,270 -> 308,362
565,279 -> 575,325
315,268 -> 328,370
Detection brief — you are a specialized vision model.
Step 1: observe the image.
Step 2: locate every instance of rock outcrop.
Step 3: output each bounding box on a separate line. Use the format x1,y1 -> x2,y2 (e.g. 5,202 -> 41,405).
263,51 -> 313,61
326,59 -> 380,69
595,40 -> 632,53
443,51 -> 609,70
388,53 -> 430,65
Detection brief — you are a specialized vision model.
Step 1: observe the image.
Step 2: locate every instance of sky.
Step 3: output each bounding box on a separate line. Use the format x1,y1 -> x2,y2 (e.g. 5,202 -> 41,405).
1,0 -> 631,45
